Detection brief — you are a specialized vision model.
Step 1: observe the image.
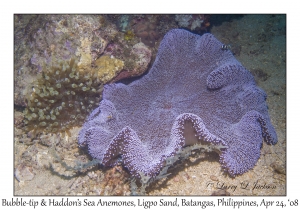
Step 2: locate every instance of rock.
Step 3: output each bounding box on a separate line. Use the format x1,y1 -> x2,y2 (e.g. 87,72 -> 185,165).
210,175 -> 219,181
270,161 -> 286,174
15,164 -> 35,181
14,111 -> 24,128
211,189 -> 230,196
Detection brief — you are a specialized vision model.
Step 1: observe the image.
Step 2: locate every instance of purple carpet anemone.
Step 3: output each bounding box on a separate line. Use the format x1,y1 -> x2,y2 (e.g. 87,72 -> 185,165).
78,29 -> 277,178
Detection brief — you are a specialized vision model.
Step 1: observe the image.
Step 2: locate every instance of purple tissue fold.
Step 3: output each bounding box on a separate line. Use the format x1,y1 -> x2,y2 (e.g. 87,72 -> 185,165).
78,29 -> 277,177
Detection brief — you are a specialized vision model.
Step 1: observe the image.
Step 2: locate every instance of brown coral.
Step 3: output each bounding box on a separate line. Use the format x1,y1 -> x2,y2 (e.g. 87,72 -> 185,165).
133,20 -> 160,47
110,42 -> 152,83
